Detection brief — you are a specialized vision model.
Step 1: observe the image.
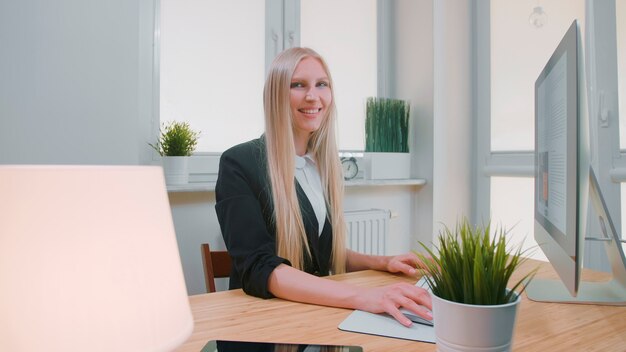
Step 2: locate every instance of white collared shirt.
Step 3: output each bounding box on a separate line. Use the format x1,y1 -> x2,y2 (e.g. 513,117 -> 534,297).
294,153 -> 327,236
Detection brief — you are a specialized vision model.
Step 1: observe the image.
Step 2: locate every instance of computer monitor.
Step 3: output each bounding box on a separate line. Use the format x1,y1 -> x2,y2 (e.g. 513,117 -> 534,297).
527,20 -> 626,305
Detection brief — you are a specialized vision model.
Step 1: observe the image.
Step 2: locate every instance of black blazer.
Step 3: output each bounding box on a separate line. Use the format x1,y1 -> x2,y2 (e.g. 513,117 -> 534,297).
215,137 -> 333,298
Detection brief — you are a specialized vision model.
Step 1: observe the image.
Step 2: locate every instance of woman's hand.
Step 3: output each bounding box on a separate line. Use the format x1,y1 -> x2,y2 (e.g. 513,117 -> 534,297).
385,252 -> 424,276
268,263 -> 432,327
356,282 -> 432,327
346,250 -> 428,274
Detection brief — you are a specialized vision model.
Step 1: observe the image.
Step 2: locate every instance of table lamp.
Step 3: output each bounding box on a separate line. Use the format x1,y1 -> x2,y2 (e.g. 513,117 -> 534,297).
0,165 -> 194,352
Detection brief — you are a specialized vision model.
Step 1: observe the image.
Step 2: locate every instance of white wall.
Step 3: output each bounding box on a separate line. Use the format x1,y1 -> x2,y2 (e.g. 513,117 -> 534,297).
0,0 -> 155,164
168,192 -> 225,293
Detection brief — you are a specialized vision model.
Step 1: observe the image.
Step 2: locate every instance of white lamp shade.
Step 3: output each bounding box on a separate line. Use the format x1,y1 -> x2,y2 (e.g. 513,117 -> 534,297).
0,166 -> 193,352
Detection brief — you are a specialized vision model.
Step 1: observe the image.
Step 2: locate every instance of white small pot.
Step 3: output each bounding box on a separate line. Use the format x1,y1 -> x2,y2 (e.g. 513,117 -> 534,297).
363,152 -> 411,180
162,156 -> 189,185
432,292 -> 520,352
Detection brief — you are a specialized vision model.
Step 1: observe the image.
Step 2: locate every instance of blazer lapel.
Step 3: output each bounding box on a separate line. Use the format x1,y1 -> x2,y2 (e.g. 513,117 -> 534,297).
295,181 -> 319,241
295,181 -> 321,271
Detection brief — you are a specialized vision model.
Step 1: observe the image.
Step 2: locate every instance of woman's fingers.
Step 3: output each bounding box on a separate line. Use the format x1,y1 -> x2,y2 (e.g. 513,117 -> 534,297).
387,253 -> 424,275
386,304 -> 413,327
377,283 -> 433,326
388,261 -> 416,275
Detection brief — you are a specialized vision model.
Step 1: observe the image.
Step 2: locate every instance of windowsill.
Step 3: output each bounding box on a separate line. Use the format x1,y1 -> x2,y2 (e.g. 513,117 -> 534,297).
166,182 -> 217,193
166,178 -> 426,193
344,178 -> 426,188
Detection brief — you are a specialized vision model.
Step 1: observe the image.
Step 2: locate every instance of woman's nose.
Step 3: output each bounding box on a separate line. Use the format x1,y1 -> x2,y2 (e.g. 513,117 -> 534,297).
305,91 -> 317,101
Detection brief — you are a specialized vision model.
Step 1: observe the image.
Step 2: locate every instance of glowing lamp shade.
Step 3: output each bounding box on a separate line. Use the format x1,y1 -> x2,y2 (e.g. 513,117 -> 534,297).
0,166 -> 193,352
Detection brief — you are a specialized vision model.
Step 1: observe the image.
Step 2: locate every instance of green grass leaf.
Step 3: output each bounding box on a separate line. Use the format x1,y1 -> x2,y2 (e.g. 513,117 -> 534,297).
414,217 -> 537,305
365,97 -> 410,153
149,121 -> 200,156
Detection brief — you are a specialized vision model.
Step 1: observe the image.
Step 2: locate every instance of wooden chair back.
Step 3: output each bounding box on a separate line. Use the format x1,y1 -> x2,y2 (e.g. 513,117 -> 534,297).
201,243 -> 232,293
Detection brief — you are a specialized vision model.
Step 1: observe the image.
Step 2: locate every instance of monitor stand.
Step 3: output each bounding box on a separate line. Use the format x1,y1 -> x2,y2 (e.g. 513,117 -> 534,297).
526,278 -> 626,305
526,169 -> 626,305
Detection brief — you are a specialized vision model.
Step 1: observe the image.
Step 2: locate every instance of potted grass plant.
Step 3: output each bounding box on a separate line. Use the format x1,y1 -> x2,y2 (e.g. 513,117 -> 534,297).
363,97 -> 410,179
149,121 -> 200,185
415,218 -> 536,352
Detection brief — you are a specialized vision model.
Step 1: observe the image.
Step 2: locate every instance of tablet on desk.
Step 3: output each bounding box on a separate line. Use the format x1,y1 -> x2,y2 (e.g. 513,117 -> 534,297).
202,340 -> 363,352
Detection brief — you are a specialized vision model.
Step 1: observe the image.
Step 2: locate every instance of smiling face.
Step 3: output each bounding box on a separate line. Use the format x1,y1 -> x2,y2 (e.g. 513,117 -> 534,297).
289,57 -> 332,155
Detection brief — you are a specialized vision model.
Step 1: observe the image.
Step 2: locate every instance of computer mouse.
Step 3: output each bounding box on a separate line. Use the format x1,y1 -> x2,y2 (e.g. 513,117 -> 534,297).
400,308 -> 434,327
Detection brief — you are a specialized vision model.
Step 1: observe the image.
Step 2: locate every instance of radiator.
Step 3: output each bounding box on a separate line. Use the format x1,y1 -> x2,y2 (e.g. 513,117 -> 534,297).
344,209 -> 391,256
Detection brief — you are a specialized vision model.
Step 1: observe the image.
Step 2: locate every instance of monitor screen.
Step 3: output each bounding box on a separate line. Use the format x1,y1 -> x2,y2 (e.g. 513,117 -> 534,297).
533,20 -> 582,296
529,19 -> 626,305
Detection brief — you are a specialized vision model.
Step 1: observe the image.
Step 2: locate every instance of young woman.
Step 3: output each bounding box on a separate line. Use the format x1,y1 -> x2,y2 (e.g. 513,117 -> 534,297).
215,47 -> 432,327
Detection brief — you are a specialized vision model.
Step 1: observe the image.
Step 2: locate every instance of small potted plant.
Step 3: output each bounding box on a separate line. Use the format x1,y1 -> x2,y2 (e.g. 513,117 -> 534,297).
149,121 -> 200,185
363,97 -> 410,180
415,218 -> 536,352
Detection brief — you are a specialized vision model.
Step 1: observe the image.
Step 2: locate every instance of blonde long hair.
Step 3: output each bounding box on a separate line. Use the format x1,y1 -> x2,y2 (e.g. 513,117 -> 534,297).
264,47 -> 346,275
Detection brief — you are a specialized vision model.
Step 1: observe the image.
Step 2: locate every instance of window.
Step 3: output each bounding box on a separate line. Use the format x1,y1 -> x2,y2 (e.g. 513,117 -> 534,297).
617,1 -> 626,251
159,0 -> 266,152
300,0 -> 377,150
490,177 -> 546,260
618,0 -> 626,149
490,0 -> 584,152
487,0 -> 584,257
159,0 -> 379,153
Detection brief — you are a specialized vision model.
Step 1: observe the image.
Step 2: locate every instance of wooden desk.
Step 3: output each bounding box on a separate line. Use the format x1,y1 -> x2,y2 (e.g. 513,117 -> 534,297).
175,261 -> 626,352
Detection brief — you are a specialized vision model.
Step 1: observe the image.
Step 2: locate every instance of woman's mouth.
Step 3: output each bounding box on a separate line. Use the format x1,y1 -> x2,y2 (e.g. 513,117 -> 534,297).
298,108 -> 322,114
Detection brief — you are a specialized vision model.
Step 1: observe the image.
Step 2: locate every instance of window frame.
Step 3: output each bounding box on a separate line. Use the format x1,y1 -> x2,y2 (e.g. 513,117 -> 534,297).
475,0 -> 622,271
153,0 -> 389,181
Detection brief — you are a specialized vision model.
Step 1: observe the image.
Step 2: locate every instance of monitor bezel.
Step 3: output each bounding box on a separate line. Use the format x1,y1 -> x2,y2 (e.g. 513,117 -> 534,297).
533,20 -> 582,295
529,18 -> 626,306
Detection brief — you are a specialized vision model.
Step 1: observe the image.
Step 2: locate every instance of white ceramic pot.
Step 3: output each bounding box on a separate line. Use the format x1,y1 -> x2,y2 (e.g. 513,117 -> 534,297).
162,156 -> 189,185
432,292 -> 520,352
363,152 -> 411,180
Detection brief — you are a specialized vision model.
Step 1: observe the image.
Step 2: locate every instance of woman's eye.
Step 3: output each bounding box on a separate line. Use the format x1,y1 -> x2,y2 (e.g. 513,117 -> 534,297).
317,81 -> 329,88
290,82 -> 304,88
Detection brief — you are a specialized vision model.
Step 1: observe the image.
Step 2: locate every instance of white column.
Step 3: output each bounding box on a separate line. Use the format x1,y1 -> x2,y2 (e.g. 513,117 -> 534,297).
432,0 -> 475,235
